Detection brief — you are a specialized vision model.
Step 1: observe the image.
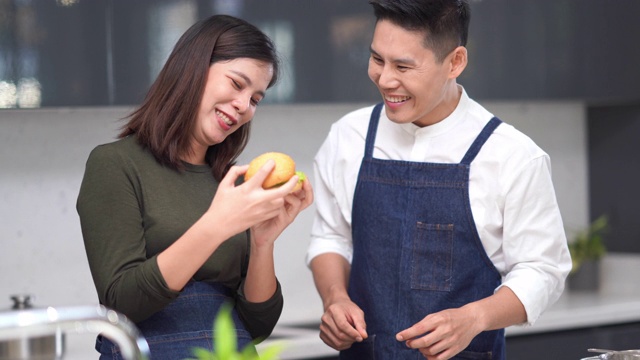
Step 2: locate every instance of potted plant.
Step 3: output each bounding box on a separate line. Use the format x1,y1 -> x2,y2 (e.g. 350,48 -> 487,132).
186,303 -> 285,360
567,215 -> 609,291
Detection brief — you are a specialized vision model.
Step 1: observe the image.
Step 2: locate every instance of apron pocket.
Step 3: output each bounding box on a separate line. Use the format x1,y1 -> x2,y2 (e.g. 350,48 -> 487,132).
411,223 -> 453,291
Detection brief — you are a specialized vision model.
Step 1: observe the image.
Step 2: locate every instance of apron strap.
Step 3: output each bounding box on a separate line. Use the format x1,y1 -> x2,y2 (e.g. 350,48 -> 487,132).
364,103 -> 384,159
460,116 -> 502,165
365,104 -> 501,166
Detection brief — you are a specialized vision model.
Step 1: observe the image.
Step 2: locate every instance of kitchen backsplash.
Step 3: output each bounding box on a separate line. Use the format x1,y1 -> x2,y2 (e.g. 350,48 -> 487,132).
0,101 -> 587,356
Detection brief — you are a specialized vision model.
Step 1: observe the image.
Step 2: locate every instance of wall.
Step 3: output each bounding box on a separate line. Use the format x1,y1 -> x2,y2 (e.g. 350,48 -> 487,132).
588,103 -> 640,252
0,101 -> 587,357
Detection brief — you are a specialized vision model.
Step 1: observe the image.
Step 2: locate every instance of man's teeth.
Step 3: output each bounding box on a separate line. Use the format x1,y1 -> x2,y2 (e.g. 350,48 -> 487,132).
386,96 -> 410,103
216,110 -> 233,126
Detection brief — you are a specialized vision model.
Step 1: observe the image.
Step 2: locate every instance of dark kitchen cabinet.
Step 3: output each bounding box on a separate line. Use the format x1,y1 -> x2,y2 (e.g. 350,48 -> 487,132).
2,0 -> 640,107
507,322 -> 640,360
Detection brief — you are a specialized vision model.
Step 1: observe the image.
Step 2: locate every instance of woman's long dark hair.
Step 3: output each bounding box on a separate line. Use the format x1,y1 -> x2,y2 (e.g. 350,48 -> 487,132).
120,14 -> 280,181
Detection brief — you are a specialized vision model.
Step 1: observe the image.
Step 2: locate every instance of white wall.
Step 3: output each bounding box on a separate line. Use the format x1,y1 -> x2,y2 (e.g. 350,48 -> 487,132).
0,101 -> 587,357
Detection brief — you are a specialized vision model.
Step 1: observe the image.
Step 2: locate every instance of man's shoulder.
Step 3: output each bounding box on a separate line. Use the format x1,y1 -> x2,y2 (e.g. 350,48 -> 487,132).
329,104 -> 378,136
489,120 -> 548,161
466,96 -> 546,157
336,104 -> 377,124
315,105 -> 376,163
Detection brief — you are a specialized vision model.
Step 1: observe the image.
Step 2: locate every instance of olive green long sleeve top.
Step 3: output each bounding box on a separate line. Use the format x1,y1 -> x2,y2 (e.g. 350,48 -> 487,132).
76,135 -> 283,339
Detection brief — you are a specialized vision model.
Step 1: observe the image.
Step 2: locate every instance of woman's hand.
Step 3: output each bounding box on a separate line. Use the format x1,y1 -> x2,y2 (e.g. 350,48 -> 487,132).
205,161 -> 303,240
234,160 -> 313,303
158,160 -> 313,293
250,172 -> 314,248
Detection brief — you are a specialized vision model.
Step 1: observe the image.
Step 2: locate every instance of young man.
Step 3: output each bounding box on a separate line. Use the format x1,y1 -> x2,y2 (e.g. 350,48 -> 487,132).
307,1 -> 572,359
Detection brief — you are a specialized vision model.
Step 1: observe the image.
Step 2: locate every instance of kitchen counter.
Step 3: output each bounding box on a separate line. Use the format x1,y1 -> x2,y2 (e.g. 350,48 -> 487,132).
258,253 -> 640,359
508,252 -> 640,336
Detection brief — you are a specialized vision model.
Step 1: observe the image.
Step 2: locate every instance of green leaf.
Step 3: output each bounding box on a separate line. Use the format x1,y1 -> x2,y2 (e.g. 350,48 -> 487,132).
258,342 -> 287,360
240,344 -> 260,360
568,214 -> 609,273
184,301 -> 286,360
214,303 -> 237,360
190,347 -> 218,360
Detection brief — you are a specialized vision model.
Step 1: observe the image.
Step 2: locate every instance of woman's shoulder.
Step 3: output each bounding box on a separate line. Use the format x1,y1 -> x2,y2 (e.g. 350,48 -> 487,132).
88,135 -> 151,164
91,135 -> 137,152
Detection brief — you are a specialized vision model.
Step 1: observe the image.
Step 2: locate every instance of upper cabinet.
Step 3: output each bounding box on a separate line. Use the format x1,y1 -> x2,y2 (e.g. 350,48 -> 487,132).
1,0 -> 639,108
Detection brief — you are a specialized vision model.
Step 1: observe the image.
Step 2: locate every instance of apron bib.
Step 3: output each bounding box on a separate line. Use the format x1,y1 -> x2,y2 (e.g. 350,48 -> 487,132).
96,281 -> 253,360
341,103 -> 505,360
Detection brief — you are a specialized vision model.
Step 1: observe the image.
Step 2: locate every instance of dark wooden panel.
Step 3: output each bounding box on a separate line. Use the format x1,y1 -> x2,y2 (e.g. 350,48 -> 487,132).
588,104 -> 640,253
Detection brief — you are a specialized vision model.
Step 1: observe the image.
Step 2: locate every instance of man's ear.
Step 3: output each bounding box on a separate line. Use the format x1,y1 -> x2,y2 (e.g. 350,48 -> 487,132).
448,46 -> 468,79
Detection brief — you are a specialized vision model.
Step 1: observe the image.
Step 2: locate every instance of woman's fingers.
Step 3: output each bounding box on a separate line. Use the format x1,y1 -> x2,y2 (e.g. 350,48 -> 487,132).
221,164 -> 249,187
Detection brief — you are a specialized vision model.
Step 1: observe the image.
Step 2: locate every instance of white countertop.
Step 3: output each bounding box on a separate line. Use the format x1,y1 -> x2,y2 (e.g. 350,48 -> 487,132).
507,252 -> 640,336
258,253 -> 640,359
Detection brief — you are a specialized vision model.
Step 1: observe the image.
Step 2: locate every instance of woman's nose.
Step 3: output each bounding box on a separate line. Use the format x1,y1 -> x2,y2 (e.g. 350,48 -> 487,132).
232,96 -> 250,114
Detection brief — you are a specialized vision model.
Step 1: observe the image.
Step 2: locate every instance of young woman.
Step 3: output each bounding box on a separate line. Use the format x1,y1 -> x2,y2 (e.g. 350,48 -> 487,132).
77,14 -> 313,359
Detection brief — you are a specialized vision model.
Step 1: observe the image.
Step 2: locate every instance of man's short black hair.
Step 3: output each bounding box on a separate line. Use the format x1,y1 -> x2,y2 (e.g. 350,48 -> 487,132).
369,0 -> 470,62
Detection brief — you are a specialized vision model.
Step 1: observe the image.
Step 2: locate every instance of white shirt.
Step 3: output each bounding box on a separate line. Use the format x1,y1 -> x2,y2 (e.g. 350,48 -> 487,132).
307,88 -> 572,325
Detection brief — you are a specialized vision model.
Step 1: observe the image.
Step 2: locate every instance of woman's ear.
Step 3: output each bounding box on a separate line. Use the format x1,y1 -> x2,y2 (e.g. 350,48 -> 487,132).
448,46 -> 468,79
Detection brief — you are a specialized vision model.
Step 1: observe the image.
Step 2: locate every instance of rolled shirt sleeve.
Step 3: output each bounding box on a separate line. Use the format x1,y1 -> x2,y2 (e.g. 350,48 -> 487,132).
306,117 -> 366,266
497,154 -> 572,325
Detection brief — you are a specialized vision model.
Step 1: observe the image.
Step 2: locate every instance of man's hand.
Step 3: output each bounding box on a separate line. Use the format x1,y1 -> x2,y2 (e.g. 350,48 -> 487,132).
310,253 -> 368,351
319,298 -> 368,350
396,287 -> 527,359
396,306 -> 482,359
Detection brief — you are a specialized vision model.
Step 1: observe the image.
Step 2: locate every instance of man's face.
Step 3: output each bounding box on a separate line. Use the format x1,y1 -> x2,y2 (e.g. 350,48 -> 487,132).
368,19 -> 459,127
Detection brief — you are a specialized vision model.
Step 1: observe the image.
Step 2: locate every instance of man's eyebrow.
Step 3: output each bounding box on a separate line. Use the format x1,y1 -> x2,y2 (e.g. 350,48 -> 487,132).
230,70 -> 265,97
369,46 -> 417,66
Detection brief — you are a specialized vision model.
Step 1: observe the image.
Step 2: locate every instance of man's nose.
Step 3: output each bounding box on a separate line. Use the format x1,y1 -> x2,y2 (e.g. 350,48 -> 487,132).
377,66 -> 398,89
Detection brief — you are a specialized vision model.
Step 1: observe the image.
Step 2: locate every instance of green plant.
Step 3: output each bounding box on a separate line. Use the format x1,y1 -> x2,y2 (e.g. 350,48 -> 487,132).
568,215 -> 608,274
185,303 -> 285,360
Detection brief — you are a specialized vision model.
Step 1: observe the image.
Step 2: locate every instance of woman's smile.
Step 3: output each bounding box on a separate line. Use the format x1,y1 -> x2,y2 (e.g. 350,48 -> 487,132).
215,109 -> 236,131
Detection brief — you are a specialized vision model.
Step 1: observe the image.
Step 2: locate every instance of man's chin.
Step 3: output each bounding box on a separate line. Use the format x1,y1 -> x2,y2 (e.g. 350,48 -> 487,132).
384,109 -> 414,125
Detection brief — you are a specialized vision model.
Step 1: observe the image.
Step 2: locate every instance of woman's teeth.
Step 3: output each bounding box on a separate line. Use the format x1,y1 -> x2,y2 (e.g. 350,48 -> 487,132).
216,110 -> 234,126
386,96 -> 410,103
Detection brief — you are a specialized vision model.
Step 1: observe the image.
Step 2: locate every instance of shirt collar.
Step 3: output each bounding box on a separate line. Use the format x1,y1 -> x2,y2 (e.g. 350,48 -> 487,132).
397,85 -> 470,138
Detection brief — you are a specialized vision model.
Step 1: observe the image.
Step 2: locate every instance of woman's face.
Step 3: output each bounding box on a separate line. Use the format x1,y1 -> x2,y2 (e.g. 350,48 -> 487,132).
190,58 -> 273,162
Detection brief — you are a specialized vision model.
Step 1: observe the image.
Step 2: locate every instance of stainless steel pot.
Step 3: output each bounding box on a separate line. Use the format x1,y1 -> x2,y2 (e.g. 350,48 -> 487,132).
0,295 -> 64,360
0,301 -> 149,360
582,349 -> 640,360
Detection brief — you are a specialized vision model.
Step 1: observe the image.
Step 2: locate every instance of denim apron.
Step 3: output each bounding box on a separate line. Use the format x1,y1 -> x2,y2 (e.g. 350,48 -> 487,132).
96,281 -> 253,360
341,103 -> 505,360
